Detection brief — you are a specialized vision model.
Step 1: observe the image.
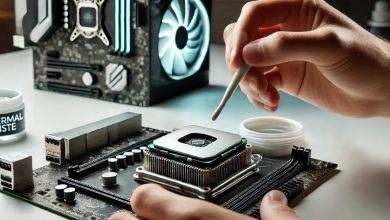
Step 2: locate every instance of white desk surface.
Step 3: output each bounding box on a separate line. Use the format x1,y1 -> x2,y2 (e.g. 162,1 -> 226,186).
0,45 -> 389,220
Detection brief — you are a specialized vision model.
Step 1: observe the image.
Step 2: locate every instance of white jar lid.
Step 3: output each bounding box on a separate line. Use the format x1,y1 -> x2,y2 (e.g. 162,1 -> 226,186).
0,89 -> 23,112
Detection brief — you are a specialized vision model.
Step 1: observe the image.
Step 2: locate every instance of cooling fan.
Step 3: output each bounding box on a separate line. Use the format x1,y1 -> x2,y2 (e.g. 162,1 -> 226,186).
158,0 -> 210,80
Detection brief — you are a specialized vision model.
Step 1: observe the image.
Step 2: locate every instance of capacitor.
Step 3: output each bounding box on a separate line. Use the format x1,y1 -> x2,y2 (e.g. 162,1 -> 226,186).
108,158 -> 118,171
101,172 -> 118,187
54,184 -> 67,200
82,72 -> 95,86
132,149 -> 142,162
116,155 -> 127,168
64,187 -> 76,203
123,152 -> 134,165
139,146 -> 148,158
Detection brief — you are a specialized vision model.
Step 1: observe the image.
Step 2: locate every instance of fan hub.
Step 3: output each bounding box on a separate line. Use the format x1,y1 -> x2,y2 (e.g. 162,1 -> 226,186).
175,26 -> 188,49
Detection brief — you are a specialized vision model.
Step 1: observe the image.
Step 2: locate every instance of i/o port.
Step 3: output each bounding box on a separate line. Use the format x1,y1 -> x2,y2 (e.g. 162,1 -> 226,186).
1,175 -> 12,183
45,138 -> 60,145
46,156 -> 60,164
0,162 -> 12,171
1,181 -> 12,189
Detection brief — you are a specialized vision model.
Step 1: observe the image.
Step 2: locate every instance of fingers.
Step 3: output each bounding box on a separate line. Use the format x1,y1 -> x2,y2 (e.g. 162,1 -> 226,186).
224,24 -> 280,75
131,184 -> 254,220
230,0 -> 309,69
260,190 -> 300,220
224,22 -> 236,72
223,23 -> 235,44
240,68 -> 280,111
247,95 -> 278,112
243,28 -> 345,67
109,211 -> 138,220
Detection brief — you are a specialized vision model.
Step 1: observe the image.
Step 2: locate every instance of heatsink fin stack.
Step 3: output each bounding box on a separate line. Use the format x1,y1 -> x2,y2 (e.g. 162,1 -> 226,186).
143,147 -> 252,187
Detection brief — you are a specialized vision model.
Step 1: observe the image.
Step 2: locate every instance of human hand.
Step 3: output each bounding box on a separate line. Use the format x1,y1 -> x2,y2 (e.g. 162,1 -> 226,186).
224,0 -> 390,117
109,184 -> 299,220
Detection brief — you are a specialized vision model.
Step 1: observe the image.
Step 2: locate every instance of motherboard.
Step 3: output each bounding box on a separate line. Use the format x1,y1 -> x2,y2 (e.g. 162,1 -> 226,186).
14,0 -> 211,106
0,113 -> 338,220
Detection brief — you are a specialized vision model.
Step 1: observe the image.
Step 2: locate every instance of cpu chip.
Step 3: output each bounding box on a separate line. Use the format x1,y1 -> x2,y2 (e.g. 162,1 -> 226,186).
153,125 -> 242,160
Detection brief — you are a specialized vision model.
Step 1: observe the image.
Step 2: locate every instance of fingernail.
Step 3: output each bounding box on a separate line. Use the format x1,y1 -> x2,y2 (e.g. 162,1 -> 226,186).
269,191 -> 288,205
260,91 -> 272,106
230,48 -> 236,61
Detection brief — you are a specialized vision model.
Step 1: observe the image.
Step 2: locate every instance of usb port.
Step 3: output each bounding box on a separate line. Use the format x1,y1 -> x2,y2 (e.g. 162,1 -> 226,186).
0,175 -> 12,183
46,138 -> 60,145
0,162 -> 11,171
1,181 -> 12,189
46,156 -> 60,164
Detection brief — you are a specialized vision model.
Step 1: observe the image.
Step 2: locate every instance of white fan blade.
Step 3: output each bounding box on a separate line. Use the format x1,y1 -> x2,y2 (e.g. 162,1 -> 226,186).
161,44 -> 175,74
158,23 -> 174,38
187,36 -> 202,48
188,22 -> 202,40
187,8 -> 199,31
184,0 -> 190,27
158,36 -> 173,58
173,48 -> 188,75
183,45 -> 200,64
171,0 -> 184,26
162,10 -> 178,28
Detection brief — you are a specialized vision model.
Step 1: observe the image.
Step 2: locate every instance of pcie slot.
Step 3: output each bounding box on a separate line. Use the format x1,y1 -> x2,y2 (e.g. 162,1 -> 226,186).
47,82 -> 101,97
58,177 -> 131,210
47,59 -> 102,71
67,129 -> 168,179
221,147 -> 310,213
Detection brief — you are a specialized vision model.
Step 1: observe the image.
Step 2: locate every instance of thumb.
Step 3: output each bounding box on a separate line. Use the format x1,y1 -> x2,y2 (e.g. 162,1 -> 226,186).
243,28 -> 345,67
260,190 -> 299,220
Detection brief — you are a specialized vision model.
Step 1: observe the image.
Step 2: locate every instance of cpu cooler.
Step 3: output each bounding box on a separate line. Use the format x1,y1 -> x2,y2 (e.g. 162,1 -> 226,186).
13,0 -> 211,106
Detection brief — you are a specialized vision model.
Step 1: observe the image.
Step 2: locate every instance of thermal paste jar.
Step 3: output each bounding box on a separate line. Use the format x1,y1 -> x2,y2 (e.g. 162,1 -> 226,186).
0,89 -> 25,143
240,116 -> 306,157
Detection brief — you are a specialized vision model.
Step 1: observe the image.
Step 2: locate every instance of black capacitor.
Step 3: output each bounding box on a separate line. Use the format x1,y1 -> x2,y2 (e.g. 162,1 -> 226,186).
64,187 -> 76,203
101,172 -> 117,187
54,184 -> 67,200
123,152 -> 134,165
116,155 -> 127,168
132,149 -> 142,162
108,158 -> 118,171
139,146 -> 148,158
